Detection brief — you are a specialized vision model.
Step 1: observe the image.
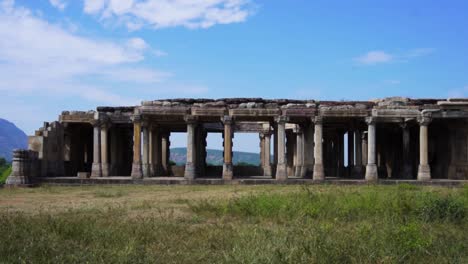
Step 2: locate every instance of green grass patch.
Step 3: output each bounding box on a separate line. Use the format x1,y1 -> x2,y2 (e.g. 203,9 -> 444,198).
0,185 -> 466,263
0,165 -> 11,184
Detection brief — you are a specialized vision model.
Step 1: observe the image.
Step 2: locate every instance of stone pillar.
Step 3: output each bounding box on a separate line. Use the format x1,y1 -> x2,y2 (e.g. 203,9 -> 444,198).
142,123 -> 150,178
91,121 -> 102,178
295,127 -> 305,177
100,123 -> 110,177
275,116 -> 288,180
362,132 -> 368,167
338,131 -> 344,177
110,127 -> 119,176
273,126 -> 278,166
303,124 -> 315,178
131,115 -> 143,179
6,150 -> 37,185
222,116 -> 234,180
161,132 -> 170,175
313,117 -> 325,180
185,116 -> 197,180
365,118 -> 378,181
263,131 -> 272,176
401,123 -> 412,179
347,130 -> 354,169
353,129 -> 363,176
259,134 -> 265,169
417,117 -> 431,181
151,126 -> 162,176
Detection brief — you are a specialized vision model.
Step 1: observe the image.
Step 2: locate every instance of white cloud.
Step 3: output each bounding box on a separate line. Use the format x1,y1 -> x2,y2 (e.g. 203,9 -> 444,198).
49,0 -> 67,11
83,0 -> 254,30
0,0 -> 209,133
354,48 -> 435,66
355,51 -> 393,65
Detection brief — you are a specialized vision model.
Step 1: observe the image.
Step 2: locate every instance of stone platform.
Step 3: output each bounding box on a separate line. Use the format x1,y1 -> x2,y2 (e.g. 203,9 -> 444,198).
35,177 -> 467,187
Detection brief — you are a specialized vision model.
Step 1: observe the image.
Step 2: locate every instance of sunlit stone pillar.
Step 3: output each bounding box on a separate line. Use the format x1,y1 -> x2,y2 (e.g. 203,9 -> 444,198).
161,132 -> 170,175
142,122 -> 150,178
185,116 -> 197,180
417,117 -> 431,181
347,130 -> 354,170
262,128 -> 272,177
295,126 -> 305,177
222,116 -> 234,180
151,126 -> 162,176
365,117 -> 378,181
91,119 -> 102,178
100,122 -> 110,177
131,115 -> 143,179
275,116 -> 288,181
313,117 -> 324,180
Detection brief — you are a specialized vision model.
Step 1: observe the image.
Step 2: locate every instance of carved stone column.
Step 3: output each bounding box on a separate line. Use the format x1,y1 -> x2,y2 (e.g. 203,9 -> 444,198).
131,115 -> 143,179
151,126 -> 162,176
295,126 -> 305,177
362,132 -> 368,167
91,120 -> 102,178
142,122 -> 150,178
348,130 -> 355,171
275,116 -> 288,180
353,129 -> 363,177
365,117 -> 378,181
262,129 -> 272,176
185,116 -> 197,180
401,123 -> 412,179
222,116 -> 234,180
303,124 -> 315,178
100,122 -> 110,177
417,117 -> 431,181
161,132 -> 170,175
313,117 -> 325,180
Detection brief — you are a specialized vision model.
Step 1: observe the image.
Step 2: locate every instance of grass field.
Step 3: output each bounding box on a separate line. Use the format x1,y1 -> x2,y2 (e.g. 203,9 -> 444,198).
0,184 -> 466,263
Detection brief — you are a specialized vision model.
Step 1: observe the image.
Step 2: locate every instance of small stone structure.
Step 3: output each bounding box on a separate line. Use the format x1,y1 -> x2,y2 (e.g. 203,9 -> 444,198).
5,149 -> 38,186
6,97 -> 468,185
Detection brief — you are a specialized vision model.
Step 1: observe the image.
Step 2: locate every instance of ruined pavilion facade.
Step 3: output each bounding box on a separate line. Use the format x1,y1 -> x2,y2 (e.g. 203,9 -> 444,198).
6,97 -> 468,185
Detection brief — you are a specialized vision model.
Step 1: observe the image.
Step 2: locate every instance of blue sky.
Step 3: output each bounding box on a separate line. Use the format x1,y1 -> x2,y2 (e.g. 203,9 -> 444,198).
1,0 -> 467,152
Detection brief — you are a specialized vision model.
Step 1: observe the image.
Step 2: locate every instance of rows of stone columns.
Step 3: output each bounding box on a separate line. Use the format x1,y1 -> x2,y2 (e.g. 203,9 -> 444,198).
90,113 -> 432,182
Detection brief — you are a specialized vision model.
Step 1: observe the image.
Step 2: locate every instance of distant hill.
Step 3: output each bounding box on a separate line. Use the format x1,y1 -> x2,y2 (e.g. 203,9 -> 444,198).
170,147 -> 260,165
0,118 -> 28,161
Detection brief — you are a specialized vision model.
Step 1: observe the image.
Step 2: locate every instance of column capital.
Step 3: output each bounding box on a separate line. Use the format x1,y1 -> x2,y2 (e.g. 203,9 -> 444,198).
312,116 -> 323,124
365,117 -> 376,125
131,114 -> 142,123
418,116 -> 432,126
221,115 -> 233,125
184,115 -> 198,124
90,119 -> 100,127
275,115 -> 289,124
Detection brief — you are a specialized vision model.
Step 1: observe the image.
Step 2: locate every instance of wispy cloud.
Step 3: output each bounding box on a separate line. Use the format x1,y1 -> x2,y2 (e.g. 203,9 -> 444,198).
354,51 -> 393,65
83,0 -> 255,30
49,0 -> 67,11
354,48 -> 435,66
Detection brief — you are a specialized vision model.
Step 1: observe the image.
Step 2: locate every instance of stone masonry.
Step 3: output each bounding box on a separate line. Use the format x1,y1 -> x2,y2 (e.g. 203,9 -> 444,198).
6,97 -> 468,184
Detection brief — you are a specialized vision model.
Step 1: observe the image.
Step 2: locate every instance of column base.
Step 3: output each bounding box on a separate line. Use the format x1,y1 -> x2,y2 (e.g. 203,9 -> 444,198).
91,163 -> 102,178
6,175 -> 30,186
365,164 -> 378,181
101,163 -> 110,177
142,163 -> 150,178
313,164 -> 324,181
417,164 -> 431,181
275,163 -> 287,181
131,163 -> 143,179
263,165 -> 272,177
222,163 -> 233,180
184,162 -> 196,180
